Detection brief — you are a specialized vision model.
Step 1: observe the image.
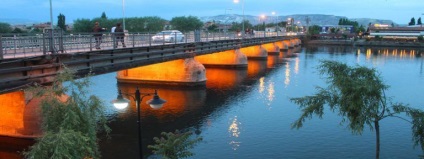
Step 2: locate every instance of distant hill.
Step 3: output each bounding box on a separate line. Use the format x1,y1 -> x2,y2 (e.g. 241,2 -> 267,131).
2,14 -> 396,27
0,18 -> 40,25
200,14 -> 396,27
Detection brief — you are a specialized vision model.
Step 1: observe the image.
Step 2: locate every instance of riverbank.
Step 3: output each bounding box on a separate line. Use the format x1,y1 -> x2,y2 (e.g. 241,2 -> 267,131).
307,39 -> 424,48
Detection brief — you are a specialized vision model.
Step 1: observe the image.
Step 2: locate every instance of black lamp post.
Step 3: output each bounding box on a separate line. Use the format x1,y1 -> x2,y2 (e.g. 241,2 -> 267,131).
113,87 -> 166,159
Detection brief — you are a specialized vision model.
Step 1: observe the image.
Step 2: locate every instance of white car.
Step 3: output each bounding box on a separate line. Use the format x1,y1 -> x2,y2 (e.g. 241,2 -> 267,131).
152,30 -> 185,43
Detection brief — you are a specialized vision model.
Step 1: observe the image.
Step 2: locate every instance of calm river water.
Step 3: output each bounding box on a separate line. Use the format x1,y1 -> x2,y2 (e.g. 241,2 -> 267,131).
95,45 -> 424,159
3,45 -> 424,159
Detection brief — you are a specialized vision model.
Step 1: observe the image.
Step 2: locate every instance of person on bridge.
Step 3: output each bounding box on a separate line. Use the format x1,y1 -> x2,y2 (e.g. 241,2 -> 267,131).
114,23 -> 126,48
93,22 -> 106,49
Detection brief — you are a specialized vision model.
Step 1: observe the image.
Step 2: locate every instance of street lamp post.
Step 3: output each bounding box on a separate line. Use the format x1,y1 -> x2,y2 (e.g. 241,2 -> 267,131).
49,0 -> 53,30
122,0 -> 126,31
287,18 -> 291,33
261,14 -> 266,37
272,12 -> 276,32
233,0 -> 245,38
224,8 -> 232,33
113,88 -> 167,159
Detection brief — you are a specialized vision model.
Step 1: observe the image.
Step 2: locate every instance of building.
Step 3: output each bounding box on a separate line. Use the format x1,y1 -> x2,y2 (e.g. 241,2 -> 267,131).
320,25 -> 354,34
369,26 -> 424,37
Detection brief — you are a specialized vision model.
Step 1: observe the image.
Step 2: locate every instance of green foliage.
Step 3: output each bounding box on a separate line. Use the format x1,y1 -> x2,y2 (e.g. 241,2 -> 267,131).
0,22 -> 12,33
339,18 -> 362,33
148,130 -> 202,159
72,18 -> 93,32
23,66 -> 110,159
207,24 -> 218,32
418,36 -> 424,41
73,16 -> 167,33
307,25 -> 321,36
125,16 -> 166,32
418,18 -> 422,25
30,28 -> 42,34
330,28 -> 336,33
338,18 -> 359,27
356,25 -> 366,34
57,13 -> 66,31
409,17 -> 416,26
230,20 -> 253,31
101,12 -> 107,19
170,16 -> 203,32
290,60 -> 424,158
11,28 -> 25,34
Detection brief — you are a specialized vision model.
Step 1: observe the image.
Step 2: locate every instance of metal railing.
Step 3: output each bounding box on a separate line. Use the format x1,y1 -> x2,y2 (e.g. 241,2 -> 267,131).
0,31 -> 302,60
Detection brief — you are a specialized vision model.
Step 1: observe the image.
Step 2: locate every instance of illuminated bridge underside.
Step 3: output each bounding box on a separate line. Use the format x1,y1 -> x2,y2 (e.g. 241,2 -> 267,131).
116,39 -> 302,86
276,41 -> 289,51
262,43 -> 280,55
195,50 -> 248,68
240,46 -> 268,60
117,58 -> 207,86
0,91 -> 42,138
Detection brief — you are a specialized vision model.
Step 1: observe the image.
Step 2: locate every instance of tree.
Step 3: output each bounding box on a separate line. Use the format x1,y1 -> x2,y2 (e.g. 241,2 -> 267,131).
356,25 -> 366,34
148,130 -> 202,159
418,17 -> 422,25
0,22 -> 12,33
72,18 -> 93,32
101,12 -> 107,19
170,16 -> 203,32
330,27 -> 336,33
307,25 -> 321,36
207,24 -> 218,32
57,13 -> 66,31
11,28 -> 25,34
230,20 -> 253,31
125,16 -> 166,32
23,66 -> 110,158
290,60 -> 424,159
409,17 -> 416,26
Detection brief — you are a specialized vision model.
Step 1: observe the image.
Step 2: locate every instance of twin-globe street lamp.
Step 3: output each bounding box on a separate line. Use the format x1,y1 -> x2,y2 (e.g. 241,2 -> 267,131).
113,88 -> 167,159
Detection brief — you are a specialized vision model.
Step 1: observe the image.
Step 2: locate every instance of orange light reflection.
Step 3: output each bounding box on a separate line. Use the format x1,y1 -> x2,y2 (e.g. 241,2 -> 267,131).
117,83 -> 206,122
206,68 -> 247,89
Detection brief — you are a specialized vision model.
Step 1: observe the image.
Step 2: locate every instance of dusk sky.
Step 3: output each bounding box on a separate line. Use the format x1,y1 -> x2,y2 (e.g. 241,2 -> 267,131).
1,0 -> 423,24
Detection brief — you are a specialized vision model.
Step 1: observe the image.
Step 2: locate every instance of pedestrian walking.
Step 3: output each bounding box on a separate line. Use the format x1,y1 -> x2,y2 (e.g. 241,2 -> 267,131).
114,23 -> 126,48
93,22 -> 106,49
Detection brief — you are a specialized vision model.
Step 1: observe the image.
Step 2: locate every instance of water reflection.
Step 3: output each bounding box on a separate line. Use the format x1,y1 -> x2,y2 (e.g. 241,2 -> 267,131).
206,68 -> 247,89
364,48 -> 420,60
247,60 -> 267,79
284,62 -> 291,87
117,83 -> 207,122
267,54 -> 279,69
228,116 -> 242,151
100,83 -> 207,158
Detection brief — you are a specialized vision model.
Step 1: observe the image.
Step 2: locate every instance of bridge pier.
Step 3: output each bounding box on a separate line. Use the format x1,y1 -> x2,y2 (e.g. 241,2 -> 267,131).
0,91 -> 42,138
240,46 -> 268,60
117,58 -> 207,87
195,49 -> 248,68
288,40 -> 295,48
276,41 -> 289,52
262,43 -> 280,55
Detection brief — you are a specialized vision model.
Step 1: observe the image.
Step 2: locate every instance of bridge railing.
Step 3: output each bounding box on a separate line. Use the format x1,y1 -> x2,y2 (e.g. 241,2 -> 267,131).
1,31 -> 301,60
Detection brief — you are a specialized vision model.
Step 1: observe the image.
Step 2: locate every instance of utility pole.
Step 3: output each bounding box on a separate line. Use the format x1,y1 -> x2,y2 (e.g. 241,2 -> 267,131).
306,16 -> 311,33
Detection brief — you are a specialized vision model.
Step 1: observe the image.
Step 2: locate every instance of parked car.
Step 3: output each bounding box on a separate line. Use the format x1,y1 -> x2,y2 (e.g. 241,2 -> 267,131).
151,30 -> 185,43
